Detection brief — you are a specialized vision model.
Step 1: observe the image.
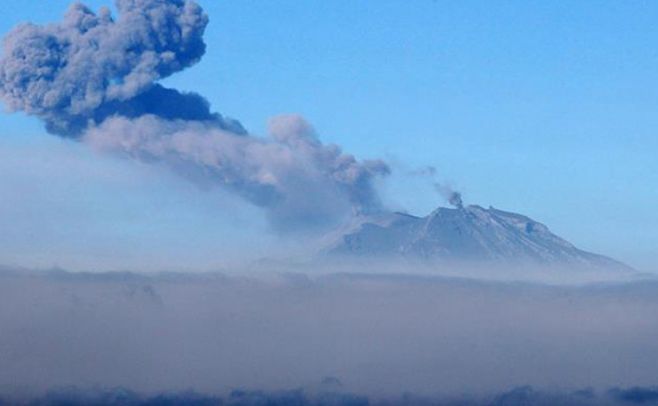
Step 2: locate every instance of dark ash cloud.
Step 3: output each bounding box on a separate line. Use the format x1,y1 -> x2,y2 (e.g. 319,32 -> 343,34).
0,0 -> 242,136
0,0 -> 390,230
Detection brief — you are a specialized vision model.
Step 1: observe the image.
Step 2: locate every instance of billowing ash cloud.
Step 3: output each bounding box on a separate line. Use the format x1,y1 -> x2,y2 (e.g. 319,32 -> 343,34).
0,0 -> 244,136
0,0 -> 390,230
85,114 -> 390,229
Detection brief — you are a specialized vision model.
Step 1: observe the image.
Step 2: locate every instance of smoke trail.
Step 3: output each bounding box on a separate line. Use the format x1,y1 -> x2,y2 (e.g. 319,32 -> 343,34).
0,0 -> 390,230
84,114 -> 390,230
407,165 -> 464,209
438,185 -> 464,209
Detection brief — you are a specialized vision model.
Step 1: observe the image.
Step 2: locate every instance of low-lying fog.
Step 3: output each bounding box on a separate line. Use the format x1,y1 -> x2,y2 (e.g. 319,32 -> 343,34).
0,264 -> 657,404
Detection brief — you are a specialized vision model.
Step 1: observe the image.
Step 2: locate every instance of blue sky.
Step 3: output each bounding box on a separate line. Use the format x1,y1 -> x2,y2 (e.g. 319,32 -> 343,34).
1,0 -> 657,270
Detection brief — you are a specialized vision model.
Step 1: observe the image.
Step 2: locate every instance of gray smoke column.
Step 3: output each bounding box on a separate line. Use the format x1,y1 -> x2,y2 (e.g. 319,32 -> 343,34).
0,0 -> 390,230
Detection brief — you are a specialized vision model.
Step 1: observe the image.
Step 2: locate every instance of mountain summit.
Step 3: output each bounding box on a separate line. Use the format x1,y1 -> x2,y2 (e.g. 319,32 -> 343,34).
324,204 -> 630,271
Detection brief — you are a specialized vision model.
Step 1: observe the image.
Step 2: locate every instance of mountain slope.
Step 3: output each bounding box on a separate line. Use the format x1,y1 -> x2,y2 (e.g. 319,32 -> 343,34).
324,205 -> 630,270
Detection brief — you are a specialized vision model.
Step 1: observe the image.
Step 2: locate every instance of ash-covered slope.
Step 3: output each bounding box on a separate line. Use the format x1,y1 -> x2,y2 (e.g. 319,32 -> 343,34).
325,204 -> 630,270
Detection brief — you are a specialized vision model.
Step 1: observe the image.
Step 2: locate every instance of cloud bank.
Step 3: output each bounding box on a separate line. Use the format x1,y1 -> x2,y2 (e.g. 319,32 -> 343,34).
0,0 -> 390,230
1,268 -> 658,400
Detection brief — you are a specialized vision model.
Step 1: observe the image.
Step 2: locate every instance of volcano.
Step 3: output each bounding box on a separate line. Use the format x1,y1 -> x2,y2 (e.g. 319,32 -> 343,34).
324,204 -> 630,271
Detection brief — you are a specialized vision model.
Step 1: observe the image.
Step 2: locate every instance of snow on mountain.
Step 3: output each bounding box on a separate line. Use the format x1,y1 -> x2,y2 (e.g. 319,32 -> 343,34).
323,204 -> 631,271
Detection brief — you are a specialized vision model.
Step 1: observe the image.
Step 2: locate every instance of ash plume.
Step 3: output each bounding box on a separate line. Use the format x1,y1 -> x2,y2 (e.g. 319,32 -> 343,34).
433,182 -> 464,208
434,182 -> 464,209
407,165 -> 464,209
447,189 -> 463,208
84,114 -> 390,230
0,0 -> 390,230
0,0 -> 244,136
